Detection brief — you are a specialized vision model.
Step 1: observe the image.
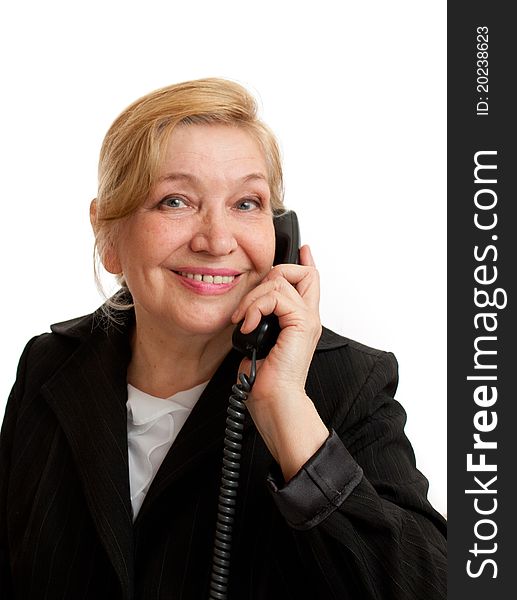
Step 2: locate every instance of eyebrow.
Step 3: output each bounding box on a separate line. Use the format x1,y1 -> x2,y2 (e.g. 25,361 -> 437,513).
157,172 -> 268,185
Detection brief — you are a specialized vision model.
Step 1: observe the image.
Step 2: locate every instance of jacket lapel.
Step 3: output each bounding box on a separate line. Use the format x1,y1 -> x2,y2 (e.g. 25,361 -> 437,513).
41,316 -> 135,599
135,347 -> 247,523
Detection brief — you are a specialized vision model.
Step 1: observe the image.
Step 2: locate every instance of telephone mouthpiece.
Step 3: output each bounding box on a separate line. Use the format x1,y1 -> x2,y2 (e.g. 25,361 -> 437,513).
232,315 -> 281,360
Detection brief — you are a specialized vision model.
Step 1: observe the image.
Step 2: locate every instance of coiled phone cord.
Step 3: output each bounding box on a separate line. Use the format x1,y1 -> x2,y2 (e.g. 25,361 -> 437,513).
208,348 -> 257,600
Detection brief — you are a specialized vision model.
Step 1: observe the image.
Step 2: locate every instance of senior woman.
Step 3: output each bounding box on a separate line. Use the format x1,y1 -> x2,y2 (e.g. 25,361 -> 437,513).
0,79 -> 446,599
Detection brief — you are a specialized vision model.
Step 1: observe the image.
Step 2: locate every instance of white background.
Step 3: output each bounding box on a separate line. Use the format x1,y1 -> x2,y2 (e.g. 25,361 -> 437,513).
0,1 -> 446,515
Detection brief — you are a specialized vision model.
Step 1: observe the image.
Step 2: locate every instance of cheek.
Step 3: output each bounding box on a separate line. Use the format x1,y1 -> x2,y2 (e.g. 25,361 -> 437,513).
121,219 -> 178,266
252,228 -> 276,273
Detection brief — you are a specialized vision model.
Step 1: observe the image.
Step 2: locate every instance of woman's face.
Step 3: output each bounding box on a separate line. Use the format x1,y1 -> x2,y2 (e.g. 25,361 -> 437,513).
110,124 -> 276,337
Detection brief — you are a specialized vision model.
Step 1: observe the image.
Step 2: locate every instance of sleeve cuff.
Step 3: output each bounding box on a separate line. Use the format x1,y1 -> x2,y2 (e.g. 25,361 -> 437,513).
266,429 -> 363,530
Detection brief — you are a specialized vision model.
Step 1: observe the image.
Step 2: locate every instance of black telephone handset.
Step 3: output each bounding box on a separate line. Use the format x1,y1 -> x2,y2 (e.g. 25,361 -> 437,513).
209,211 -> 300,600
231,210 -> 300,359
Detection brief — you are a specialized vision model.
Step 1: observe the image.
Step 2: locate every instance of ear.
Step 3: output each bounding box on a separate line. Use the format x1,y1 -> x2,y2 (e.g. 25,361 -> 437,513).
90,199 -> 122,275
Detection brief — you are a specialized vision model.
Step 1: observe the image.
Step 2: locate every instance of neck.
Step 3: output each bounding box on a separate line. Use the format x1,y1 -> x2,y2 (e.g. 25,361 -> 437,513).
127,311 -> 234,399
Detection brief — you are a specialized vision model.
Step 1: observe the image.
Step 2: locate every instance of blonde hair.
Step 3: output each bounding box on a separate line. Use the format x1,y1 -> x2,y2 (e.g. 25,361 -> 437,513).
92,78 -> 285,310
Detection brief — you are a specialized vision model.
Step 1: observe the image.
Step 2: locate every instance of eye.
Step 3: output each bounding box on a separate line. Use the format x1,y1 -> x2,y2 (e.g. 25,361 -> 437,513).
235,198 -> 261,211
159,196 -> 188,209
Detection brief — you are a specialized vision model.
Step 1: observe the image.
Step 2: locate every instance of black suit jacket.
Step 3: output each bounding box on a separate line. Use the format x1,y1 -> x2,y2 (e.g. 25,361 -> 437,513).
0,307 -> 446,599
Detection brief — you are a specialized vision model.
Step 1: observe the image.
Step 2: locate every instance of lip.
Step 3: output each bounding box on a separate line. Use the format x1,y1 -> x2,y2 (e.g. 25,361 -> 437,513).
171,270 -> 242,296
173,267 -> 242,276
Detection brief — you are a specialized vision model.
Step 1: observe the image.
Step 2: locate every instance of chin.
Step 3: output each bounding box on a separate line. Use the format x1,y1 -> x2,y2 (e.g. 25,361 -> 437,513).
171,310 -> 234,338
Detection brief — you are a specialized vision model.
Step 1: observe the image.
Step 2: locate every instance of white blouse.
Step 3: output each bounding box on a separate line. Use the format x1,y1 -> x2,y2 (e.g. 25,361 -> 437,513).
126,380 -> 208,520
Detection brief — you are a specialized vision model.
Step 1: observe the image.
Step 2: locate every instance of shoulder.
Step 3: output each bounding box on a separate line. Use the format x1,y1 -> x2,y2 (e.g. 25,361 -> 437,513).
12,307 -> 132,397
10,313 -> 93,401
22,311 -> 96,364
315,325 -> 398,380
309,326 -> 399,425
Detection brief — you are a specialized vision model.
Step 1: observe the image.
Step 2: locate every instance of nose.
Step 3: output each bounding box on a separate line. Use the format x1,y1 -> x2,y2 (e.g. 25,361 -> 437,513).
189,209 -> 238,256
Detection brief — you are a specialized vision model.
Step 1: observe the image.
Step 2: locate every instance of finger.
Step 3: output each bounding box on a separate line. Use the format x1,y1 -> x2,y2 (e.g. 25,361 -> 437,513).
264,264 -> 320,307
232,278 -> 304,326
238,294 -> 284,334
238,304 -> 270,334
238,289 -> 320,337
264,263 -> 318,289
232,277 -> 301,323
299,245 -> 316,268
238,291 -> 311,334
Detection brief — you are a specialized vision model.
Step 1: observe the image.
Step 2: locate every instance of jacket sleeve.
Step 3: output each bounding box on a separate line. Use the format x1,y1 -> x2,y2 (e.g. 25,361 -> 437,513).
266,351 -> 447,600
0,338 -> 38,599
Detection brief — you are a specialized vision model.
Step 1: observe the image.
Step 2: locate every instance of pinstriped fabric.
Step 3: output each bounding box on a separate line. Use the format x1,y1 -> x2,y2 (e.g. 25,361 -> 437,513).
41,333 -> 135,597
1,313 -> 446,599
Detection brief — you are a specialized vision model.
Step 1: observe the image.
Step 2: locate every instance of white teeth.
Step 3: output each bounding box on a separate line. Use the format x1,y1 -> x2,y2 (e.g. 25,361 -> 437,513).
178,271 -> 235,284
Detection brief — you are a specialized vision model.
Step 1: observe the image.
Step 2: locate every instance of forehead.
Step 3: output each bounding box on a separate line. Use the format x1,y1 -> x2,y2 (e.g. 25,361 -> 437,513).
159,124 -> 268,180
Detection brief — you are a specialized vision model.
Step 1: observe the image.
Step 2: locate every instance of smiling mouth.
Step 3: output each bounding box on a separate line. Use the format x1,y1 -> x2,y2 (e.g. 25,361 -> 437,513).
173,271 -> 239,284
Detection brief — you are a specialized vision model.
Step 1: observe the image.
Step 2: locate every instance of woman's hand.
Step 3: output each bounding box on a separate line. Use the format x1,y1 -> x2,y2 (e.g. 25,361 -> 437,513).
231,245 -> 329,481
